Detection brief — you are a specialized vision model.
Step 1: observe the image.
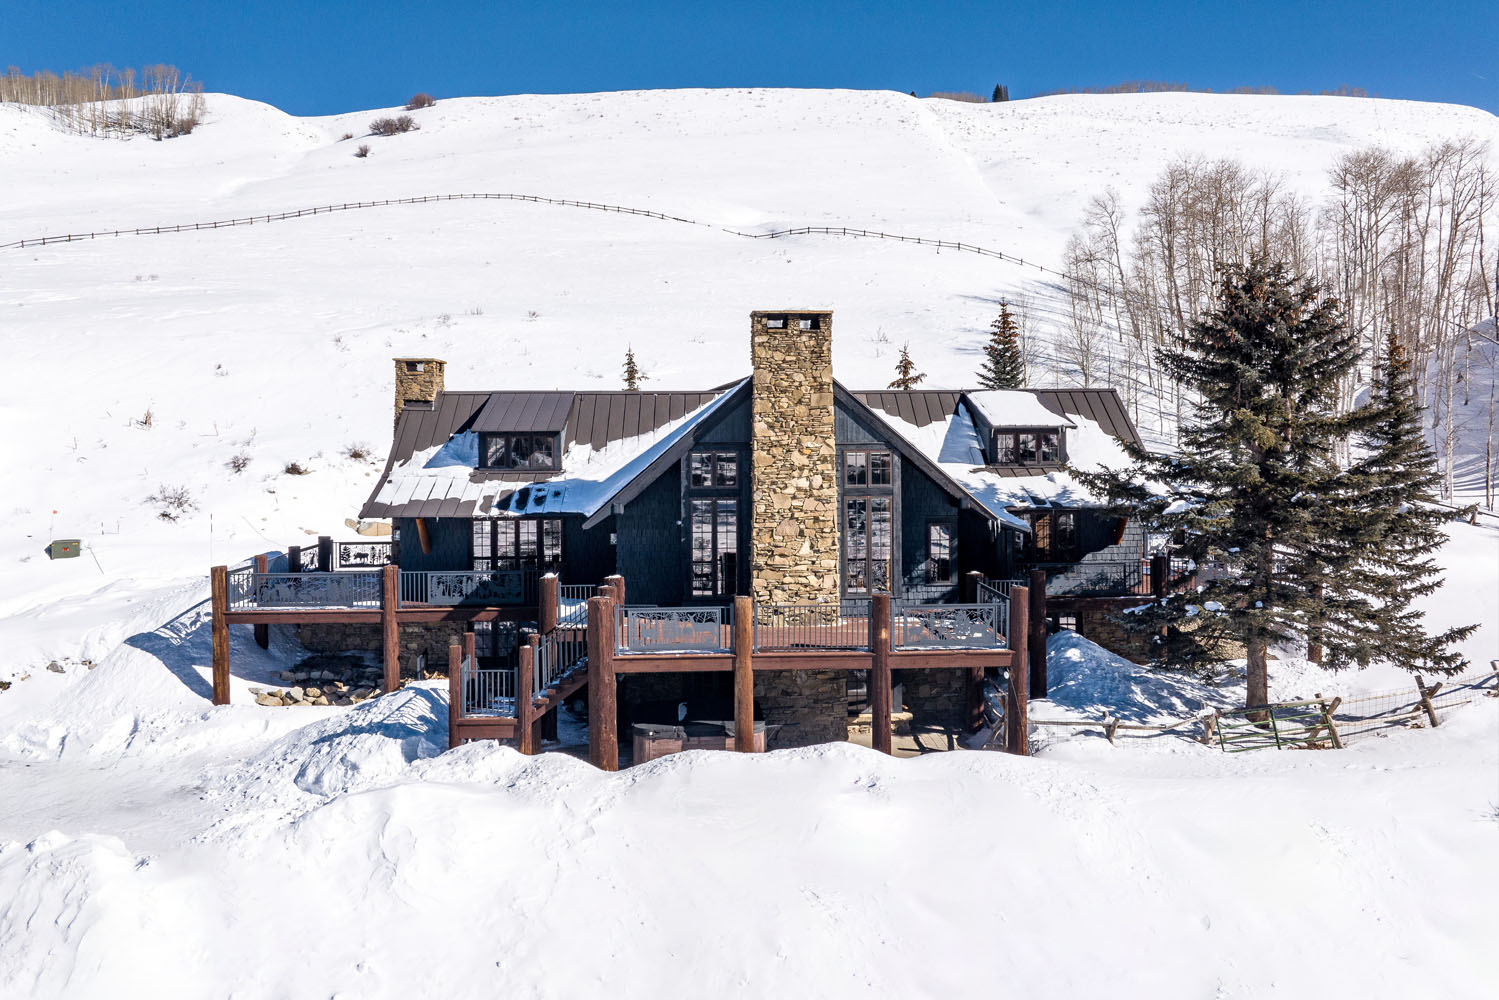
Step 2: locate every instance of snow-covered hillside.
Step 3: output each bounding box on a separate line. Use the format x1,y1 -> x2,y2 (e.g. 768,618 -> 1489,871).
2,89 -> 1497,998
3,88 -> 1496,669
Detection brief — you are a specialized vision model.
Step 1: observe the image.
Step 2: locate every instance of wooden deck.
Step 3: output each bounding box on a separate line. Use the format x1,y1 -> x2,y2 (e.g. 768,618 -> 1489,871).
210,567 -> 1039,767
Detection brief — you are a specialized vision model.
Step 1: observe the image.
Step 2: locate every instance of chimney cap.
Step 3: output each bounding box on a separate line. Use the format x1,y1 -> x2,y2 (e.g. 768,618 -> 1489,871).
750,309 -> 832,317
393,356 -> 446,363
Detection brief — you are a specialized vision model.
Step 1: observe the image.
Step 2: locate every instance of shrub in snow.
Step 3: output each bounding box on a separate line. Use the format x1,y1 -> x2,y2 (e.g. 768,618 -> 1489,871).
369,116 -> 419,137
343,443 -> 372,461
146,484 -> 197,521
354,144 -> 370,158
283,461 -> 310,476
227,453 -> 251,473
406,93 -> 436,110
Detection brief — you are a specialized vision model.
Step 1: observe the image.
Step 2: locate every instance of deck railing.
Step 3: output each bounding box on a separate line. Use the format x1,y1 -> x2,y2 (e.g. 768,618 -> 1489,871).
754,603 -> 869,652
335,540 -> 393,569
459,655 -> 516,717
535,625 -> 588,699
616,606 -> 730,654
1035,560 -> 1148,597
399,569 -> 538,606
977,577 -> 1024,605
227,568 -> 382,610
893,602 -> 1007,650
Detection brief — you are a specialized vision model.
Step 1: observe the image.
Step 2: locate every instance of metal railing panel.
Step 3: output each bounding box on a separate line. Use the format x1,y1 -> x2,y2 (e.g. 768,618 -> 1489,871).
459,655 -> 517,718
617,606 -> 729,654
893,602 -> 1006,650
334,540 -> 393,569
754,603 -> 869,652
236,570 -> 382,610
399,569 -> 538,606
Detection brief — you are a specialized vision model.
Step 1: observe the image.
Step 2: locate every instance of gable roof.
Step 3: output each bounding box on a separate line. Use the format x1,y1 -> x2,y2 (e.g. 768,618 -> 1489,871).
362,388 -> 736,519
363,383 -> 1144,523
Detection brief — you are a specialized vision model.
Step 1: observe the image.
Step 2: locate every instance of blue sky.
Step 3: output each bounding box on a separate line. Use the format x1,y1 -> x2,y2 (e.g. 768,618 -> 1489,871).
8,1 -> 1497,115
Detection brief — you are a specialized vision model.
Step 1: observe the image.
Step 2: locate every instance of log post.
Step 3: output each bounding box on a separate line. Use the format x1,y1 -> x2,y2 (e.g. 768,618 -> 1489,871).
1200,712 -> 1219,746
964,570 -> 985,603
539,573 -> 559,635
317,535 -> 333,572
1151,553 -> 1169,600
604,574 -> 625,609
1415,675 -> 1442,727
1028,568 -> 1047,699
1104,716 -> 1119,745
733,595 -> 756,753
210,565 -> 230,705
517,636 -> 537,755
381,564 -> 400,693
414,517 -> 432,555
288,545 -> 302,573
252,554 -> 270,650
447,639 -> 462,750
1322,696 -> 1344,750
1006,584 -> 1030,756
587,595 -> 618,771
870,592 -> 893,755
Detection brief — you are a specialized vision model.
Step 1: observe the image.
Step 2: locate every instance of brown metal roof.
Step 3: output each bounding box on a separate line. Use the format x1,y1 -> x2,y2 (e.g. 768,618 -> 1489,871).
471,392 -> 575,433
363,383 -> 1143,520
852,387 -> 1141,446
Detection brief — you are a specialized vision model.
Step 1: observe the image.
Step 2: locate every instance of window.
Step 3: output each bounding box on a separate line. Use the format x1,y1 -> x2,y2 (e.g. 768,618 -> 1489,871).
690,498 -> 738,597
844,497 -> 892,593
405,361 -> 425,373
992,429 -> 1063,465
480,433 -> 560,471
797,317 -> 814,330
765,316 -> 786,329
1055,511 -> 1077,555
844,449 -> 892,488
689,451 -> 738,489
472,620 -> 519,668
471,518 -> 562,571
927,522 -> 955,583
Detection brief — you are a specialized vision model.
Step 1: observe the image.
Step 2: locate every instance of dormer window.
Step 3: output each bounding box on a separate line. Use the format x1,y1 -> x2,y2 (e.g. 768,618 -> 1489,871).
993,429 -> 1063,465
480,432 -> 560,471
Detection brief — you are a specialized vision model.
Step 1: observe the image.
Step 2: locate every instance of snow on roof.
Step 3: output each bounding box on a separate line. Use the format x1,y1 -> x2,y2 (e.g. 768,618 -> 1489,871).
872,400 -> 1135,519
965,390 -> 1076,429
370,383 -> 745,518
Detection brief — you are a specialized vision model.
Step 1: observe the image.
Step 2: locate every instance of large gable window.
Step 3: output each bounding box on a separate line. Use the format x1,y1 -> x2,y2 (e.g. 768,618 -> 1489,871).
480,433 -> 560,471
993,429 -> 1063,465
842,448 -> 894,595
687,449 -> 741,597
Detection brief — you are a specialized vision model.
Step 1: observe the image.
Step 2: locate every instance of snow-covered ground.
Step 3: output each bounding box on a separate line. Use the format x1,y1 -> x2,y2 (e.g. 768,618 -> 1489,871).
2,88 -> 1498,997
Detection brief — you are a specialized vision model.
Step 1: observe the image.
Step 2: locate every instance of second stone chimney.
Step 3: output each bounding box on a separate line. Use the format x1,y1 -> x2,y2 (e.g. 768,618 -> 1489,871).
393,357 -> 445,427
749,311 -> 840,604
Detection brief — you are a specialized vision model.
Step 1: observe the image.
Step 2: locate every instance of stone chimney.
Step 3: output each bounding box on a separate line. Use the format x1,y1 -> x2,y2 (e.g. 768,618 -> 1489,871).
749,311 -> 839,604
393,357 -> 446,427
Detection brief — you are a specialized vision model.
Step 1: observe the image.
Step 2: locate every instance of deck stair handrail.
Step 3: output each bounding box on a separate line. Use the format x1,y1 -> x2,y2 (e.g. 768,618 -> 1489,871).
978,577 -> 1024,605
459,653 -> 516,718
892,601 -> 1008,650
228,567 -> 382,610
616,606 -> 730,654
754,602 -> 869,652
534,623 -> 589,700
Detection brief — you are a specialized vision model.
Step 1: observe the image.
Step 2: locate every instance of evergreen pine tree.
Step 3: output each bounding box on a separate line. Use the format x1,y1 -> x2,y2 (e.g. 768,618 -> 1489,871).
888,344 -> 927,389
1073,259 -> 1366,707
992,84 -> 1002,102
622,347 -> 643,391
979,299 -> 1026,389
1311,332 -> 1476,671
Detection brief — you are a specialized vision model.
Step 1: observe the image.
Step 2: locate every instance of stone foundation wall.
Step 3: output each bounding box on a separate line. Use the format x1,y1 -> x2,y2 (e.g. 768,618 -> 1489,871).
749,310 -> 840,605
754,669 -> 848,749
898,668 -> 967,729
1075,608 -> 1158,663
296,622 -> 468,681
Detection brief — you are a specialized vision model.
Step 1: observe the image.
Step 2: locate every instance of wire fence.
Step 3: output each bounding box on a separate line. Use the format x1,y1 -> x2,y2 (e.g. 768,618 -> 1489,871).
1029,661 -> 1499,751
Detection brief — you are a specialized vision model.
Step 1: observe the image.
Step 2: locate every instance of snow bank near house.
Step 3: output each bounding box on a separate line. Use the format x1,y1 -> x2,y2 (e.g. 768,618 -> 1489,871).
2,701 -> 1495,999
1044,629 -> 1238,723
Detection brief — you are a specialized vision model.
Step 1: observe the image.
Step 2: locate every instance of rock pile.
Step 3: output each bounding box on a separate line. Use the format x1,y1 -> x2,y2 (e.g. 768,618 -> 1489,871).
249,654 -> 383,708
